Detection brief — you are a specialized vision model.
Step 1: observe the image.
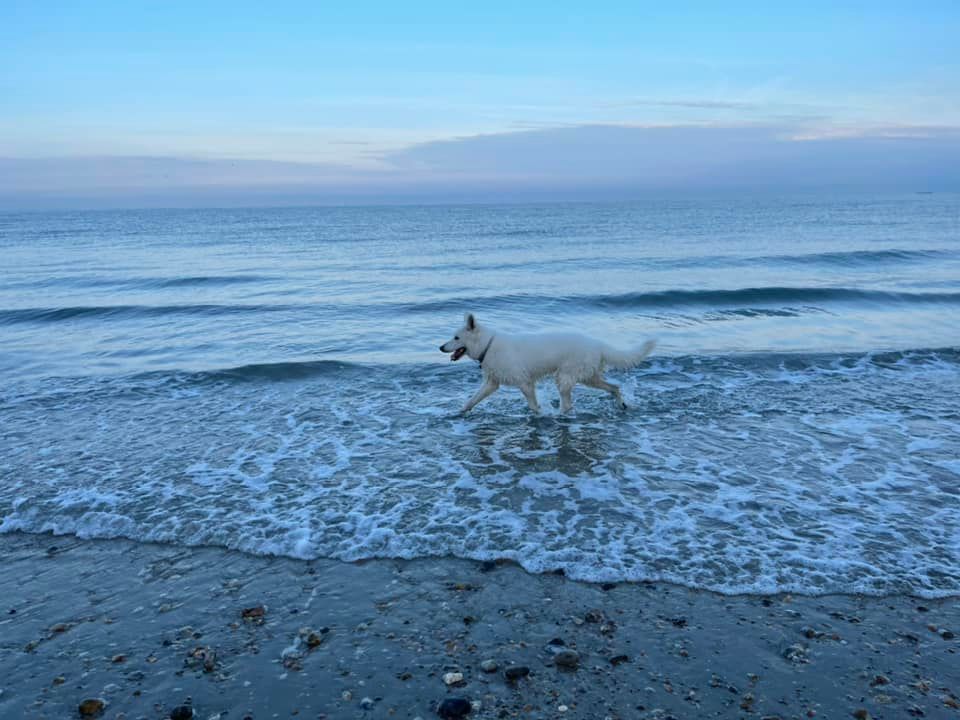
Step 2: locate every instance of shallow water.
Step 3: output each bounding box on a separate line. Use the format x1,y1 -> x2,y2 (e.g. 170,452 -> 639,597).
2,195 -> 959,595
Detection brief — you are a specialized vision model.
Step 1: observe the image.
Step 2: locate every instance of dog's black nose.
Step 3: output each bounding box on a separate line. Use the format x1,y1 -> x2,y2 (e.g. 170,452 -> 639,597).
438,345 -> 445,351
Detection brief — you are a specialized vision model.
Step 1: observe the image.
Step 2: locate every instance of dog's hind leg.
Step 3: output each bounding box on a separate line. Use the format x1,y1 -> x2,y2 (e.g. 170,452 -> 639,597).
519,383 -> 541,413
462,379 -> 499,414
556,378 -> 575,413
585,374 -> 626,409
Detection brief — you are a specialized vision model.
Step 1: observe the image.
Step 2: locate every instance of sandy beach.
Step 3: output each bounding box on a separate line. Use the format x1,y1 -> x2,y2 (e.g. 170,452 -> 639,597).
1,531 -> 957,720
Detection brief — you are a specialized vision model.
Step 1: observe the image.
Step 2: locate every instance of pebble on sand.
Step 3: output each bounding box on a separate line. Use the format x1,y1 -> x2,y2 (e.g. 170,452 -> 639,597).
437,697 -> 472,718
504,666 -> 530,682
78,698 -> 106,717
303,629 -> 325,648
480,660 -> 498,673
241,605 -> 266,621
443,672 -> 465,686
170,705 -> 194,720
553,650 -> 580,669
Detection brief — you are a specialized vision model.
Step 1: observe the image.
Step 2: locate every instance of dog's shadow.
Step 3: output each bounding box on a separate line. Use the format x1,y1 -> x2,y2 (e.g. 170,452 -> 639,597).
458,405 -> 628,477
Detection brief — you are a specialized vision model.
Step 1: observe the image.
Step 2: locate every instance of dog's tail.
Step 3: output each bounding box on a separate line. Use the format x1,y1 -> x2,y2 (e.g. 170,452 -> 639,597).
602,339 -> 657,369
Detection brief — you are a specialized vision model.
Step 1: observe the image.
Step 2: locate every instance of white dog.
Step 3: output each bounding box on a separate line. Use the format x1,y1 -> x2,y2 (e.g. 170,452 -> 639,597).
440,313 -> 655,414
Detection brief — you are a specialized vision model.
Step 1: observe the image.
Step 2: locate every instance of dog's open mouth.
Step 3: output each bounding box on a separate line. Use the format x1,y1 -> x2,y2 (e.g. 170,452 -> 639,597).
450,347 -> 466,362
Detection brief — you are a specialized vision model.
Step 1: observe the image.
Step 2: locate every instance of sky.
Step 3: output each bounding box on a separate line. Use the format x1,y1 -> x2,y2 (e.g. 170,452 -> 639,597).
2,1 -> 959,207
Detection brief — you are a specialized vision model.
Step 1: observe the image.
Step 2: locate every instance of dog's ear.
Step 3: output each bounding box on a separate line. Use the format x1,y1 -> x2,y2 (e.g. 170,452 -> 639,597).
465,313 -> 476,331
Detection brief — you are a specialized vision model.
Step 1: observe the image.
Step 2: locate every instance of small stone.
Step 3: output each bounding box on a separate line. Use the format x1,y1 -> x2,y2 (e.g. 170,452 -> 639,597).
553,650 -> 580,669
852,710 -> 871,720
782,644 -> 808,664
342,691 -> 352,701
360,697 -> 374,710
447,582 -> 478,592
304,631 -> 324,648
443,672 -> 465,686
480,660 -> 498,673
870,675 -> 890,687
546,637 -> 565,647
600,582 -> 617,591
584,610 -> 604,623
78,698 -> 106,717
558,705 -> 569,712
53,676 -> 66,685
241,606 -> 265,620
504,666 -> 530,682
170,706 -> 194,720
610,654 -> 629,666
941,629 -> 955,640
111,654 -> 126,663
437,697 -> 472,718
800,626 -> 822,639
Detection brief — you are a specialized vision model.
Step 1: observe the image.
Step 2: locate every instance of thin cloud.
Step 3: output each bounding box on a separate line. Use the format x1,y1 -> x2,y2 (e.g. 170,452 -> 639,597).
4,122 -> 959,209
603,99 -> 759,110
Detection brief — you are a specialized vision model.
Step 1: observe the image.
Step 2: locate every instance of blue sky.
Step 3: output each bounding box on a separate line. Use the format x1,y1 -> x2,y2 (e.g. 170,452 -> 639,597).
2,1 -> 959,206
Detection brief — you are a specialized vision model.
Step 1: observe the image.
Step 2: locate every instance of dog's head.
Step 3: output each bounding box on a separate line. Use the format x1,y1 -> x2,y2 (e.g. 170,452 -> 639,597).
439,312 -> 480,362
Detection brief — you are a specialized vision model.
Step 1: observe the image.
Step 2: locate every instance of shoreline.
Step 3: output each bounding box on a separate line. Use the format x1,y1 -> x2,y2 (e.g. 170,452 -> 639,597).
2,531 -> 958,720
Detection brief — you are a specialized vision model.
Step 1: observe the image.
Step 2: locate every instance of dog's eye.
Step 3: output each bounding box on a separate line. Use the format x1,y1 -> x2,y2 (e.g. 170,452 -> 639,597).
454,336 -> 459,340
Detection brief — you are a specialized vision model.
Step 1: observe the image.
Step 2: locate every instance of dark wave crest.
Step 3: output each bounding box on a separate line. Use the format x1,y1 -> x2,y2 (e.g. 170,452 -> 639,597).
770,248 -> 952,267
4,286 -> 960,326
0,303 -> 295,324
404,287 -> 960,313
198,359 -> 364,382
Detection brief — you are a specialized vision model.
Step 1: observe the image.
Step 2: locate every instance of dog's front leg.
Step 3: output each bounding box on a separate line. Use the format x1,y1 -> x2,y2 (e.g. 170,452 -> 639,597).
461,379 -> 499,414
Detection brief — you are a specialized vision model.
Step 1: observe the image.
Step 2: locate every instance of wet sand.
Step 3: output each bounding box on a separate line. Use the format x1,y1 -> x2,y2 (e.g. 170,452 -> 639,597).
1,531 -> 957,720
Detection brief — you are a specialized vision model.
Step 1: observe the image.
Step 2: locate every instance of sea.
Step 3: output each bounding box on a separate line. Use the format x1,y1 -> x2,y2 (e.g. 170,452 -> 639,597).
1,194 -> 959,597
